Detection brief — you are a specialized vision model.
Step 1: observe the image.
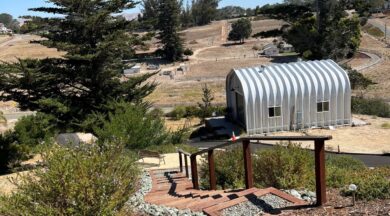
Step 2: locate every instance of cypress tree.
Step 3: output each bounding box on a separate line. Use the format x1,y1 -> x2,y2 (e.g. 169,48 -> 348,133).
158,0 -> 184,61
0,0 -> 157,131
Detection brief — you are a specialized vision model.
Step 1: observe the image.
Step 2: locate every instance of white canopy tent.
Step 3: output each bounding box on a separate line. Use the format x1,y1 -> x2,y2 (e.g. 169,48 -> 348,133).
226,60 -> 351,135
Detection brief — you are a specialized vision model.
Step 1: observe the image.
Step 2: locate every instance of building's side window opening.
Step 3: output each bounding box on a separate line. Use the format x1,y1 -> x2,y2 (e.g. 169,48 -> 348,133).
317,101 -> 330,112
269,106 -> 281,117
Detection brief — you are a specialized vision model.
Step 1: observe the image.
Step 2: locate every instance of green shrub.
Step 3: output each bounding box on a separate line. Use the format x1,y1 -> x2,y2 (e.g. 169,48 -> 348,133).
169,126 -> 190,144
0,144 -> 140,215
325,156 -> 366,188
146,143 -> 198,154
352,97 -> 390,118
199,147 -> 245,190
96,102 -> 168,150
167,105 -> 227,120
0,131 -> 29,174
168,106 -> 187,120
341,167 -> 390,200
253,144 -> 314,189
381,122 -> 390,129
13,113 -> 57,149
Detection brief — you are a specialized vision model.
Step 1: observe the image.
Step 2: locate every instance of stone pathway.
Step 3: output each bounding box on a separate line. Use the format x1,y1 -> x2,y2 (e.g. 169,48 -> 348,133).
144,169 -> 306,216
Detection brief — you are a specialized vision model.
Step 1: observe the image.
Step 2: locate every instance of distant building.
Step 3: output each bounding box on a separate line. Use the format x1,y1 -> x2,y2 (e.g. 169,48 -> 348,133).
226,60 -> 351,135
0,23 -> 12,34
279,43 -> 294,53
124,64 -> 141,75
260,44 -> 279,57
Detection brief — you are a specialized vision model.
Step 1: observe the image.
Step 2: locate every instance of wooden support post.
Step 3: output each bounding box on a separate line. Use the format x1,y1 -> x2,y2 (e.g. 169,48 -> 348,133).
243,140 -> 253,189
191,155 -> 199,189
315,139 -> 327,206
179,152 -> 183,173
184,155 -> 189,178
208,150 -> 217,190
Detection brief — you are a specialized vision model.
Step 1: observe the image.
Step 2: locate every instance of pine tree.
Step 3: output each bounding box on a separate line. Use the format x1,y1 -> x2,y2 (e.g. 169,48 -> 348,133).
140,0 -> 161,30
0,0 -> 157,131
158,0 -> 184,61
192,0 -> 220,26
198,84 -> 214,122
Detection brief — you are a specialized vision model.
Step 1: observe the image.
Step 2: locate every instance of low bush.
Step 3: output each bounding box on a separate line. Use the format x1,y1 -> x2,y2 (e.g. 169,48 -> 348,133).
0,132 -> 29,174
167,105 -> 227,120
169,126 -> 191,144
381,122 -> 390,129
341,167 -> 390,200
253,144 -> 314,189
198,144 -> 390,200
199,147 -> 245,190
0,144 -> 140,215
13,113 -> 57,150
352,97 -> 390,118
96,102 -> 168,150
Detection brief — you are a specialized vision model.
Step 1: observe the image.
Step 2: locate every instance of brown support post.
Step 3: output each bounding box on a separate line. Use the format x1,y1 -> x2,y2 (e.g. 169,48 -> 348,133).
191,155 -> 199,189
315,139 -> 327,206
184,155 -> 189,178
243,139 -> 253,189
208,150 -> 217,190
179,152 -> 183,173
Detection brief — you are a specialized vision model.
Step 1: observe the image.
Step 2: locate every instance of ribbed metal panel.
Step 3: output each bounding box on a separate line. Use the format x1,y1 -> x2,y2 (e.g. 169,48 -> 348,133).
226,60 -> 352,135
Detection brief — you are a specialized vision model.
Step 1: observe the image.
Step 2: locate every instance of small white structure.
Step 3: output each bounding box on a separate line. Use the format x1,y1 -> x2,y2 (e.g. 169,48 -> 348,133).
0,23 -> 11,34
260,44 -> 279,57
124,64 -> 141,75
280,43 -> 294,53
226,60 -> 352,135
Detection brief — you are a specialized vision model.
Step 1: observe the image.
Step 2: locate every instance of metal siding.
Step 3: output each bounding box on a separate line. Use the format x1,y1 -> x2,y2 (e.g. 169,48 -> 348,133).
226,60 -> 351,135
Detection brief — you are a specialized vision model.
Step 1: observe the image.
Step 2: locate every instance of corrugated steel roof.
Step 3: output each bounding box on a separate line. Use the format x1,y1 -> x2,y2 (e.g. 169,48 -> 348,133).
227,59 -> 351,134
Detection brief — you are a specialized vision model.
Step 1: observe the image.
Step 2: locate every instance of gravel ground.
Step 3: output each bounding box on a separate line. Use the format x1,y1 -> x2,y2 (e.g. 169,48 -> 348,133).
125,170 -> 205,216
222,194 -> 292,216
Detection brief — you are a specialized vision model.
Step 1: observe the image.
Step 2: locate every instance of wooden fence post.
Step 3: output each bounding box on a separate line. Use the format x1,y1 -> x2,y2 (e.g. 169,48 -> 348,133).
315,139 -> 327,206
179,152 -> 183,173
243,139 -> 253,189
191,155 -> 199,189
208,150 -> 217,190
184,155 -> 189,178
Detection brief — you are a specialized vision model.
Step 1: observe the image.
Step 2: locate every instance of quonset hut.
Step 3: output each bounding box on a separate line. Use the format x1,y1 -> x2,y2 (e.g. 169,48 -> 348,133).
226,60 -> 351,135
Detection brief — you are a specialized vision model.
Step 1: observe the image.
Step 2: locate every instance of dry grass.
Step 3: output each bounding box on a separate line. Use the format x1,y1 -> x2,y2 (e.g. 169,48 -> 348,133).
346,52 -> 372,68
147,79 -> 226,105
164,117 -> 201,131
271,114 -> 390,154
185,57 -> 272,79
0,35 -> 11,43
251,19 -> 286,35
0,35 -> 64,62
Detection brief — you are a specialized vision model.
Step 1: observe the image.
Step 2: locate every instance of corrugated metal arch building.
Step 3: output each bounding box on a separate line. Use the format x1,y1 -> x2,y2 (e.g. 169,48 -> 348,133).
226,60 -> 351,135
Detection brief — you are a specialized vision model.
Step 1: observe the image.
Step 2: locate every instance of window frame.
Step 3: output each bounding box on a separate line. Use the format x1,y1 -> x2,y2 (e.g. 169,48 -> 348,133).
317,101 -> 330,113
269,106 -> 282,118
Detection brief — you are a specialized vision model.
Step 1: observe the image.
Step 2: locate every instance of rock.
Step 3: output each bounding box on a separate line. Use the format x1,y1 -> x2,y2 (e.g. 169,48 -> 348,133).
290,189 -> 302,199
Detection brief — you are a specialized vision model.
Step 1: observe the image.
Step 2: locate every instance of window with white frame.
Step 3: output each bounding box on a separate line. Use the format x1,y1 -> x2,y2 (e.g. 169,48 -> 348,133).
269,106 -> 281,117
317,101 -> 330,112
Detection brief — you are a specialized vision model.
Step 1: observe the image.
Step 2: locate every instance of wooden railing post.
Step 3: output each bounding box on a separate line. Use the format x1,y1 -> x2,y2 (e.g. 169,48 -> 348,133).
179,152 -> 183,173
184,155 -> 189,178
314,139 -> 327,206
190,155 -> 199,189
243,139 -> 253,189
208,150 -> 216,190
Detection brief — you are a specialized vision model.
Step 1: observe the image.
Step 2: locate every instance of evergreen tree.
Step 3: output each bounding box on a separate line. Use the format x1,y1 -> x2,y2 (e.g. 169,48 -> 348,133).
0,0 -> 157,131
192,0 -> 220,26
228,18 -> 252,43
181,0 -> 194,28
198,84 -> 214,122
140,0 -> 161,30
158,0 -> 184,61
